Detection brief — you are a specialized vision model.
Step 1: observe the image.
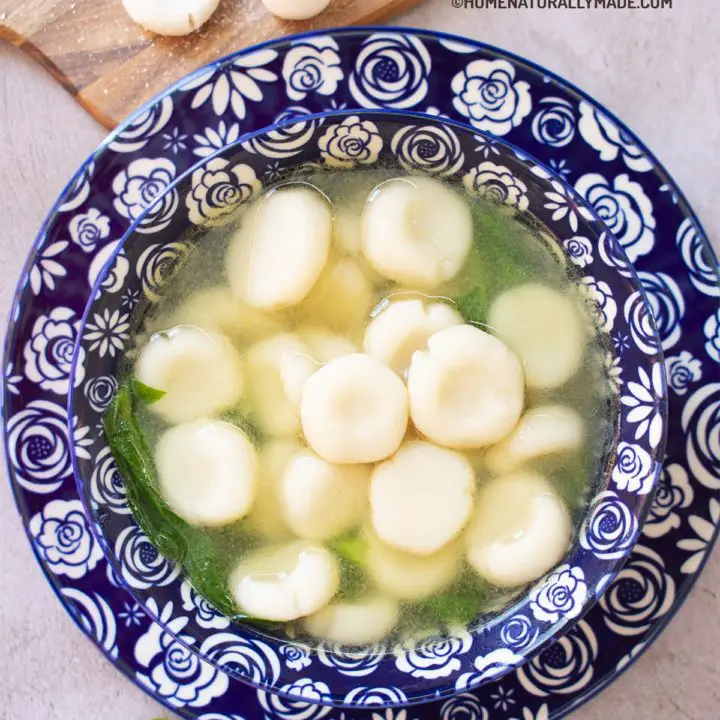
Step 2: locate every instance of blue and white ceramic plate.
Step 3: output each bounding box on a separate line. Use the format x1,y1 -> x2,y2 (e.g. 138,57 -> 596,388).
2,27 -> 718,720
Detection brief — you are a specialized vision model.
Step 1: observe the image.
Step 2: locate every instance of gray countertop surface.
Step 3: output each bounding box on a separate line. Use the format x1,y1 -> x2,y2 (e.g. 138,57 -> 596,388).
1,1 -> 718,718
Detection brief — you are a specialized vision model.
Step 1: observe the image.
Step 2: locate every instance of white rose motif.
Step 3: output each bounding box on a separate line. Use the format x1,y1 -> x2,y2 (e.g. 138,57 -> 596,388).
112,157 -> 178,234
531,97 -> 576,148
598,231 -> 633,277
580,491 -> 638,559
621,363 -> 665,449
259,678 -> 332,718
440,692 -> 489,720
90,445 -> 128,514
316,642 -> 385,676
623,291 -> 661,356
530,565 -> 588,623
391,123 -> 465,176
681,383 -> 720,491
665,351 -> 703,396
136,241 -> 191,302
500,614 -> 539,651
637,270 -> 685,351
578,102 -> 653,172
517,621 -> 597,697
574,173 -> 655,262
455,648 -> 523,691
83,308 -> 131,359
395,634 -> 472,679
88,241 -> 129,293
84,375 -> 118,413
343,686 -> 408,707
198,715 -> 245,720
704,307 -> 720,363
349,33 -> 431,109
678,498 -> 720,574
69,208 -> 111,253
135,600 -> 228,708
29,499 -> 103,579
318,116 -> 383,168
612,442 -> 656,495
451,59 -> 531,135
108,96 -> 173,154
562,236 -> 593,267
599,545 -> 675,635
644,463 -> 693,538
676,217 -> 720,297
180,581 -> 230,630
62,588 -> 118,659
23,307 -> 85,395
6,399 -> 92,494
279,643 -> 312,671
283,36 -> 343,102
29,240 -> 69,295
243,106 -> 320,159
200,632 -> 281,685
463,161 -> 529,210
186,159 -> 261,226
578,276 -> 617,332
115,525 -> 180,590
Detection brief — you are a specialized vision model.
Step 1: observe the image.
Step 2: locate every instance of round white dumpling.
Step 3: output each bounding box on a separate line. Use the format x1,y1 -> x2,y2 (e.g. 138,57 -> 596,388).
280,450 -> 370,540
364,298 -> 463,375
261,0 -> 332,20
366,531 -> 463,601
488,284 -> 587,389
155,420 -> 258,527
227,187 -> 332,310
466,472 -> 572,587
122,0 -> 220,35
171,286 -> 282,343
245,334 -> 318,436
246,440 -> 299,542
370,442 -> 475,555
361,176 -> 472,288
304,595 -> 400,645
298,259 -> 374,335
407,324 -> 524,449
301,354 -> 409,464
135,325 -> 244,425
230,541 -> 339,622
485,405 -> 585,475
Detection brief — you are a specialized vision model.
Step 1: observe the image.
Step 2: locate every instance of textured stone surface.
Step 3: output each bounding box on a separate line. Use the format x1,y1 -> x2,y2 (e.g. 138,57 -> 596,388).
0,1 -> 718,717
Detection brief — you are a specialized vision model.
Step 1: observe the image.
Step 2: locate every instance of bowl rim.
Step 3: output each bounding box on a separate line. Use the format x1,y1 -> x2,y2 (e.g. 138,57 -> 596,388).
67,107 -> 669,708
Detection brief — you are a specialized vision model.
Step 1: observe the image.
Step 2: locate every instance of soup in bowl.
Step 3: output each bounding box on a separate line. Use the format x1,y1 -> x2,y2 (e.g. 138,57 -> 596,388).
69,110 -> 667,708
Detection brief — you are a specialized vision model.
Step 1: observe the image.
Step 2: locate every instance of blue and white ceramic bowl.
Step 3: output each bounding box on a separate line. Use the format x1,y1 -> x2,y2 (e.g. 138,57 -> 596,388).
68,109 -> 667,709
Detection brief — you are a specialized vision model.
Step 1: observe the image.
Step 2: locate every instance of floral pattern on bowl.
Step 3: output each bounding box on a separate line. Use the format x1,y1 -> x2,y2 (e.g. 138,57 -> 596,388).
68,110 -> 666,708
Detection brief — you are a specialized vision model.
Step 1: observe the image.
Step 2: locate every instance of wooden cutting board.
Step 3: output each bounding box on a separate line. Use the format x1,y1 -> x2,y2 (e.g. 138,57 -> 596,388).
0,0 -> 422,129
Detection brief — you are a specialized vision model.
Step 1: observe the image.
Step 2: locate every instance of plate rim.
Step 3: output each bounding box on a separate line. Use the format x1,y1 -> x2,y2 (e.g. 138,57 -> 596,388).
3,25 -> 718,720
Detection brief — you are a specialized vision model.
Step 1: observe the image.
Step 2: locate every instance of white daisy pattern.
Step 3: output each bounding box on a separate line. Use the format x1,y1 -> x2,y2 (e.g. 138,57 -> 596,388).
29,241 -> 69,295
677,499 -> 720,574
621,363 -> 665,448
193,120 -> 241,158
83,309 -> 131,358
182,49 -> 279,119
544,179 -> 594,232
